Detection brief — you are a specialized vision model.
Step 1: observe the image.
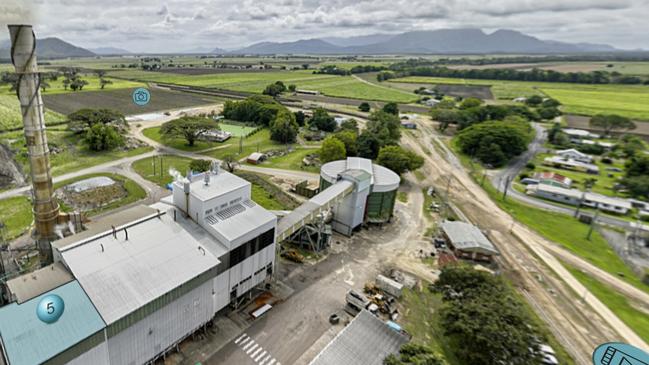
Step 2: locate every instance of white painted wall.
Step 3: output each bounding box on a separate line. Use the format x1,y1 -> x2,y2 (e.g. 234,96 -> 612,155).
66,340 -> 109,365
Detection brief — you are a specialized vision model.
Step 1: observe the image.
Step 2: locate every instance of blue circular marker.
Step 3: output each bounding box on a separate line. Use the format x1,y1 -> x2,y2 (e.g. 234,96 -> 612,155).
36,294 -> 65,324
132,87 -> 151,106
592,342 -> 649,365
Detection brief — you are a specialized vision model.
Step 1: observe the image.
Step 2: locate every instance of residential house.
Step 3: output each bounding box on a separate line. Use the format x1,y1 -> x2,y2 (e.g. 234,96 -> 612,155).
532,172 -> 573,189
543,156 -> 599,174
556,148 -> 593,163
526,184 -> 631,215
562,128 -> 600,140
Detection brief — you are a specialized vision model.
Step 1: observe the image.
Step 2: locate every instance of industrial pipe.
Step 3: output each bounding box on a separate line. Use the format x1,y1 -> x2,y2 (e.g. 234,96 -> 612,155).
8,25 -> 60,265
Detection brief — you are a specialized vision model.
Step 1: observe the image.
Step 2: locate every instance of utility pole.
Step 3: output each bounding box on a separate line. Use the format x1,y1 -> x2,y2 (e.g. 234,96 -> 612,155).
587,210 -> 599,241
502,176 -> 511,201
574,189 -> 587,218
239,136 -> 243,154
152,156 -> 156,176
480,170 -> 487,186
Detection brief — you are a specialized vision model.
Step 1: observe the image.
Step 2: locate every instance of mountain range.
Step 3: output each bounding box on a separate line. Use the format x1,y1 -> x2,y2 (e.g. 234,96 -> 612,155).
231,29 -> 618,54
0,29 -> 620,60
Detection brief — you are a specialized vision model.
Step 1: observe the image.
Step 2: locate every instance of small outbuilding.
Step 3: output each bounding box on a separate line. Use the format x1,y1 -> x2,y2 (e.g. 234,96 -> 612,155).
440,221 -> 499,262
247,152 -> 267,165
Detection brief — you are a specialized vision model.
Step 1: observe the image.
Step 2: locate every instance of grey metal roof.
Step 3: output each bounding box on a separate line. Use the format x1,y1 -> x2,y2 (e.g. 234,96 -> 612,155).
52,205 -> 159,250
309,310 -> 408,365
5,262 -> 74,304
0,280 -> 105,365
440,221 -> 499,255
59,210 -> 220,325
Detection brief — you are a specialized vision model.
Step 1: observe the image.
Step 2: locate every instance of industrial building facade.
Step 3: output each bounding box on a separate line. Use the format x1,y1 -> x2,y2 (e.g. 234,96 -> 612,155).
0,169 -> 277,365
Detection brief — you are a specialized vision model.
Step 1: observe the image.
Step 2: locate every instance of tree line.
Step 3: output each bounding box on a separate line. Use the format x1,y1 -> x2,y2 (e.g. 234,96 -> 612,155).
379,63 -> 648,85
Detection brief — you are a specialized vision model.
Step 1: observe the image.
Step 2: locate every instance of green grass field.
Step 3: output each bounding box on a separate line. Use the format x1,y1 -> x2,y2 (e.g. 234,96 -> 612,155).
390,76 -> 649,120
202,129 -> 288,161
0,129 -> 152,179
260,147 -> 320,173
0,196 -> 33,240
132,155 -> 194,188
110,69 -> 417,102
142,126 -> 223,152
0,94 -> 66,131
564,262 -> 649,343
482,181 -> 649,293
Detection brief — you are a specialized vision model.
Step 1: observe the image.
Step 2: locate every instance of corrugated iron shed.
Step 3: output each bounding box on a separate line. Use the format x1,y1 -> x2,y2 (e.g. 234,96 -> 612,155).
0,281 -> 105,365
440,221 -> 499,255
309,310 -> 408,365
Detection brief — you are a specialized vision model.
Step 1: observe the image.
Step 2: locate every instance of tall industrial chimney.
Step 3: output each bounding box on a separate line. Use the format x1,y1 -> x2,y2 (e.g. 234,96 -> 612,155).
8,25 -> 60,265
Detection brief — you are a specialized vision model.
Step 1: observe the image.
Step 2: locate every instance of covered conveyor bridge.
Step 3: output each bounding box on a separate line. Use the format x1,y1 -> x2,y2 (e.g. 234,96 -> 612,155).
276,180 -> 354,242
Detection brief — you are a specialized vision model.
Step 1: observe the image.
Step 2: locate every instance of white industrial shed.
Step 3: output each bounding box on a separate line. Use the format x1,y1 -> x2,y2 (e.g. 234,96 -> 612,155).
0,168 -> 277,365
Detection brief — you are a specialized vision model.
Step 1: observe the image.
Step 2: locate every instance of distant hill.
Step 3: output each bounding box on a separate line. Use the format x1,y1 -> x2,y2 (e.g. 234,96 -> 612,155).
90,47 -> 132,55
230,29 -> 619,55
0,37 -> 95,59
233,39 -> 342,55
322,34 -> 395,47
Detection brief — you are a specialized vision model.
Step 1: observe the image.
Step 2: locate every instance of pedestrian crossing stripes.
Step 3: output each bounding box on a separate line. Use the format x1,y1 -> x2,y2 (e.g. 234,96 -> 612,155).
234,333 -> 281,365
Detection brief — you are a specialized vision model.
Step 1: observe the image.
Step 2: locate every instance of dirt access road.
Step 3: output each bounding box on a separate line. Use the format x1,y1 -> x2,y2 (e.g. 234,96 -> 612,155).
402,122 -> 649,364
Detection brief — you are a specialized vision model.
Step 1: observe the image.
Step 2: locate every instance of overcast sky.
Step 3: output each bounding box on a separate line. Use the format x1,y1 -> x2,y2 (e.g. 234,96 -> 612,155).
1,0 -> 648,52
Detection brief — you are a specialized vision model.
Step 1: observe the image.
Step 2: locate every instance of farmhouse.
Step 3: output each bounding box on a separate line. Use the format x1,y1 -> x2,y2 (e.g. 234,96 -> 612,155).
296,89 -> 320,95
440,221 -> 499,262
556,148 -> 593,163
575,139 -> 615,150
562,128 -> 600,140
532,172 -> 572,188
526,184 -> 632,215
543,156 -> 600,174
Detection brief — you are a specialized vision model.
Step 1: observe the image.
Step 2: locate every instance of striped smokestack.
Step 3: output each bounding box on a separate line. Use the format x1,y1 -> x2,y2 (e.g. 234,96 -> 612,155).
8,25 -> 60,265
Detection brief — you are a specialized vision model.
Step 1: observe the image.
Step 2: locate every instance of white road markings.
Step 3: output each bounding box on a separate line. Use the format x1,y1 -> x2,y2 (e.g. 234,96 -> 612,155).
234,333 -> 280,364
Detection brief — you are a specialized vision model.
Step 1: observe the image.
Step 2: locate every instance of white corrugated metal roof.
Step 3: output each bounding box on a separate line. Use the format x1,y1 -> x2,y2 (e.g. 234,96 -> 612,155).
177,171 -> 249,202
309,310 -> 408,365
206,199 -> 276,243
441,221 -> 498,255
320,158 -> 400,192
530,184 -> 632,209
59,211 -> 220,325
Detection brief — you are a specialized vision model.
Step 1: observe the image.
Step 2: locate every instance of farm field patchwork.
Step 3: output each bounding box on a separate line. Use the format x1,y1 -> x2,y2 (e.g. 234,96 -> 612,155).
42,87 -> 221,115
110,69 -> 418,102
390,76 -> 649,120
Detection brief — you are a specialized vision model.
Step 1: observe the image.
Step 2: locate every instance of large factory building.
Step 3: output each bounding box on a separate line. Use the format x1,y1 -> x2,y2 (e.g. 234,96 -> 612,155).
0,167 -> 276,365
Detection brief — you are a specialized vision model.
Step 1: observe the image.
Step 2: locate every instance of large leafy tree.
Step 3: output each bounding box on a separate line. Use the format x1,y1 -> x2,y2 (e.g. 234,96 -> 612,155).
310,108 -> 337,132
376,145 -> 424,175
160,116 -> 218,146
334,130 -> 358,157
384,344 -> 444,365
456,121 -> 528,167
68,108 -> 126,133
433,266 -> 542,365
262,81 -> 287,97
364,110 -> 401,146
269,109 -> 299,143
382,102 -> 399,116
85,124 -> 124,151
222,95 -> 284,126
590,114 -> 636,136
319,136 -> 346,163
